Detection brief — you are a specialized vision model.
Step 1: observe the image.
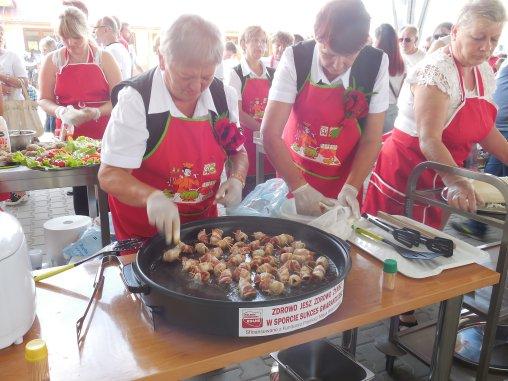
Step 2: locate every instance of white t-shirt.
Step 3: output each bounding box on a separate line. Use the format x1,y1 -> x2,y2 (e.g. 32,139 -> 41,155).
215,57 -> 240,81
225,56 -> 270,101
101,67 -> 240,169
395,48 -> 495,137
268,43 -> 389,114
105,42 -> 132,80
0,49 -> 28,100
402,49 -> 425,71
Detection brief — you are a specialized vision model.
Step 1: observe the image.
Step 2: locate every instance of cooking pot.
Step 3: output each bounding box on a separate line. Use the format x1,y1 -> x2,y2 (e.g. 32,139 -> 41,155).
122,216 -> 351,337
9,129 -> 36,151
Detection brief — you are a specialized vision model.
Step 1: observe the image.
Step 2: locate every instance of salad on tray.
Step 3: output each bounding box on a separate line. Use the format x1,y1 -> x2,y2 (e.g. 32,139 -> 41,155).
11,136 -> 101,170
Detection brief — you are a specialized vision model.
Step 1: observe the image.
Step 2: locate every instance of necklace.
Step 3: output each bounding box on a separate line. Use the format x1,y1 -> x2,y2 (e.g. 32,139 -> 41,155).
68,45 -> 89,64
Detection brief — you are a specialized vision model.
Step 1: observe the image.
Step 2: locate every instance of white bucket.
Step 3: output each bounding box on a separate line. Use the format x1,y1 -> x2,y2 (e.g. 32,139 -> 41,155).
44,215 -> 92,266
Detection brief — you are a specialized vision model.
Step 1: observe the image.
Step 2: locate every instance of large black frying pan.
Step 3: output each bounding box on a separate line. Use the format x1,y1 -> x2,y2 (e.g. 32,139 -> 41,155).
122,216 -> 351,336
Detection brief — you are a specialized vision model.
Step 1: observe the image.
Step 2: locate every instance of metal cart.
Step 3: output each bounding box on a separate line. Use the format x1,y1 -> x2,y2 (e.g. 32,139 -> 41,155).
377,162 -> 508,381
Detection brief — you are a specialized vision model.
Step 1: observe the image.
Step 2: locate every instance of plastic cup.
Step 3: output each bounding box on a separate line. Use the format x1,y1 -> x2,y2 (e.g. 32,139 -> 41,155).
28,249 -> 43,270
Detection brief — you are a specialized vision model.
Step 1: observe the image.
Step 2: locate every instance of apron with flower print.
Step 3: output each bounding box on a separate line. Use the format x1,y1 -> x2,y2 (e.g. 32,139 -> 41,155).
285,41 -> 383,199
282,80 -> 363,199
110,114 -> 227,240
363,58 -> 496,228
108,69 -> 242,240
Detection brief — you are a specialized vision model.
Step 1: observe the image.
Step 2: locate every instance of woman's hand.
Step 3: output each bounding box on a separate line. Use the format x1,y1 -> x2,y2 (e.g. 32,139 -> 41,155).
293,183 -> 336,216
63,107 -> 97,126
215,177 -> 243,207
445,179 -> 484,213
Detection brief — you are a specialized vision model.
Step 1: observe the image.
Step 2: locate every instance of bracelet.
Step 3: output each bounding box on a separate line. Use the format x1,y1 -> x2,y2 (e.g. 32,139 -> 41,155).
229,172 -> 246,188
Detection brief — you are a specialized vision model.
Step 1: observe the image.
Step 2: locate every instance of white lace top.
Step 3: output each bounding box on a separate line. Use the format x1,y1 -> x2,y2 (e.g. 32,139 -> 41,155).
394,48 -> 495,136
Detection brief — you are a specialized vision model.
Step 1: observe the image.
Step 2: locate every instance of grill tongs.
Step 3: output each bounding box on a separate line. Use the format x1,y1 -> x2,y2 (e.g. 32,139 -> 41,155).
76,255 -> 122,344
363,214 -> 454,257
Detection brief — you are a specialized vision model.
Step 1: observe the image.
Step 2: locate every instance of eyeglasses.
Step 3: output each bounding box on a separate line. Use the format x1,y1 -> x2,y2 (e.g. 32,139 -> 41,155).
93,25 -> 108,30
433,33 -> 448,40
398,37 -> 413,43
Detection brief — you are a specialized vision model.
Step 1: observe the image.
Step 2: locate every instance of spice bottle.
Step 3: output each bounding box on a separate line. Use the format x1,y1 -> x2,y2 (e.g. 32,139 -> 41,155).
382,259 -> 397,290
25,339 -> 49,380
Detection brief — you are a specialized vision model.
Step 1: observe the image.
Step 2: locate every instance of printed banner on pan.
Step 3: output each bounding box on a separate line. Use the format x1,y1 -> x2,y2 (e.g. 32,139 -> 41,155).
238,280 -> 344,337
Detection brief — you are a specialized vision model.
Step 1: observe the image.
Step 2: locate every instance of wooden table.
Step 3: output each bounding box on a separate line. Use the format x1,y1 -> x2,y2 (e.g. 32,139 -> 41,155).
0,165 -> 110,246
0,247 -> 499,381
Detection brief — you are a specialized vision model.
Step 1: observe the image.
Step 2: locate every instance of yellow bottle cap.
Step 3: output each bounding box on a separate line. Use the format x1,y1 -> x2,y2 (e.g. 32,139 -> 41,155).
25,339 -> 48,362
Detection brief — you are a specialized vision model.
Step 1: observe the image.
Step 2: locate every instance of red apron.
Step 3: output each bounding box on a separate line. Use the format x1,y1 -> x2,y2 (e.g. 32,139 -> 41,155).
282,80 -> 362,199
363,60 -> 496,228
54,47 -> 110,139
109,115 -> 227,240
241,77 -> 275,176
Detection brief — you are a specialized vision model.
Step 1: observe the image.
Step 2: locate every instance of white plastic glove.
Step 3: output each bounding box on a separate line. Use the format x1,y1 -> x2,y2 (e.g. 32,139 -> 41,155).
337,184 -> 360,220
215,177 -> 243,207
62,107 -> 95,126
293,183 -> 336,216
54,105 -> 68,120
146,190 -> 181,245
444,179 -> 484,213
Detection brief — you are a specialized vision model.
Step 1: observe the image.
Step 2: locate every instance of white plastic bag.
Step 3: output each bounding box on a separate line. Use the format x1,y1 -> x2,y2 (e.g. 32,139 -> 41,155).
62,225 -> 102,263
308,205 -> 353,240
227,178 -> 288,217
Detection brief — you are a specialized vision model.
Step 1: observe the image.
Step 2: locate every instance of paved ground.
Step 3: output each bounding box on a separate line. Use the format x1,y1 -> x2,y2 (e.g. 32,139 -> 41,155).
2,189 -> 504,380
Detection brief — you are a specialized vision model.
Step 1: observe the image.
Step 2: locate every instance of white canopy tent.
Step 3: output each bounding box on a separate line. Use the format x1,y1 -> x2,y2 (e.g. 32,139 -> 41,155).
2,0 -> 508,53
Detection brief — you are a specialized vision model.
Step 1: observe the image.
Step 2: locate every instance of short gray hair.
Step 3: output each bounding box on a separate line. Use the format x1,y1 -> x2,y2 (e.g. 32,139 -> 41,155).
456,0 -> 506,26
99,16 -> 119,36
400,25 -> 418,37
160,15 -> 223,66
39,36 -> 57,52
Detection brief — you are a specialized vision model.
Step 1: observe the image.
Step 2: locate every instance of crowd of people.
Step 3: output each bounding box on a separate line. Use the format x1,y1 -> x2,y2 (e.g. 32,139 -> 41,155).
0,1 -> 507,260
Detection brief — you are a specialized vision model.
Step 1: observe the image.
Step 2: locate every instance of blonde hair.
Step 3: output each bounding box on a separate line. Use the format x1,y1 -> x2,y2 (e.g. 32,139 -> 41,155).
240,26 -> 267,50
58,6 -> 89,40
456,0 -> 506,26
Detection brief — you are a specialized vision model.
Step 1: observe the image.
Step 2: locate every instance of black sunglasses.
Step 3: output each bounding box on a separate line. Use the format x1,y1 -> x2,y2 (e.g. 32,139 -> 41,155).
398,37 -> 413,43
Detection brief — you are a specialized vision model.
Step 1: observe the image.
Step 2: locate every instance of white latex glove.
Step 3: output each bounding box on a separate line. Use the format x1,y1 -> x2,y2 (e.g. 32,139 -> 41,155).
62,107 -> 95,126
215,177 -> 243,207
445,179 -> 484,213
146,190 -> 181,245
293,183 -> 336,216
337,184 -> 360,219
54,105 -> 68,120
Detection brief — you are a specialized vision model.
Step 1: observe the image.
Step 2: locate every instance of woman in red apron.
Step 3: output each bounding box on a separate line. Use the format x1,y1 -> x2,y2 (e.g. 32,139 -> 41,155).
227,26 -> 275,194
99,15 -> 248,244
38,6 -> 121,215
261,0 -> 388,218
363,10 -> 508,229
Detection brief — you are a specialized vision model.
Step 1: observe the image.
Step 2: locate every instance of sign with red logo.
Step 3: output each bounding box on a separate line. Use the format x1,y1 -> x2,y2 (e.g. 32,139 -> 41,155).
238,281 -> 344,337
241,310 -> 263,329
